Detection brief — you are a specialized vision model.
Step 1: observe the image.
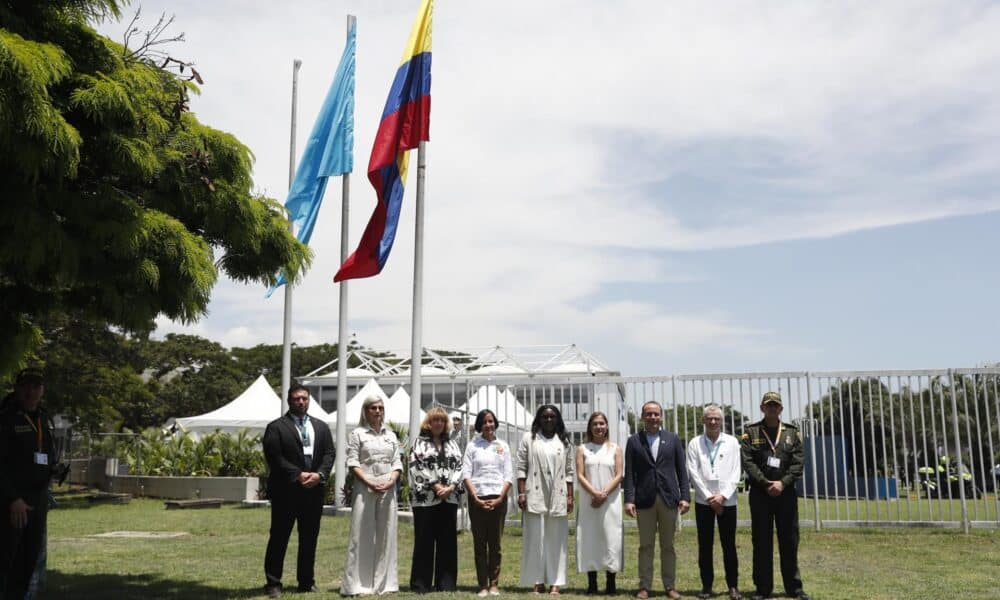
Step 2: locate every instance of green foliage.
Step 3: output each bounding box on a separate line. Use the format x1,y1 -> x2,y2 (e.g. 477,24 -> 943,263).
120,428 -> 264,477
0,1 -> 310,376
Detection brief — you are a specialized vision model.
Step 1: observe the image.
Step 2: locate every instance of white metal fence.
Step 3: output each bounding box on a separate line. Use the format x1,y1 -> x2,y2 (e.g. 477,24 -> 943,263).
410,368 -> 1000,530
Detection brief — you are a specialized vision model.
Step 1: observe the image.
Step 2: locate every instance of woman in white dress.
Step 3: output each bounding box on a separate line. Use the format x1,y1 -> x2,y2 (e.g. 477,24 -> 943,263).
342,396 -> 403,595
516,404 -> 574,595
575,411 -> 624,595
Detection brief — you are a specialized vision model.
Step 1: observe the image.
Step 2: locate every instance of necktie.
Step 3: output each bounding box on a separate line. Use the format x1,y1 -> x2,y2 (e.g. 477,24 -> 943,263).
297,418 -> 310,446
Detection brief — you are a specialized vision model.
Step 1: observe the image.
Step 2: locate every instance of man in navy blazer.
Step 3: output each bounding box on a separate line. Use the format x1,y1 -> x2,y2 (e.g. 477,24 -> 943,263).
624,401 -> 691,600
263,384 -> 335,597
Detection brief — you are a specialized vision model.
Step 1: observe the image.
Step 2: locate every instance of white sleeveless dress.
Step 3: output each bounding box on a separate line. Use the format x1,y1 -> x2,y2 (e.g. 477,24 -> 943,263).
576,442 -> 623,572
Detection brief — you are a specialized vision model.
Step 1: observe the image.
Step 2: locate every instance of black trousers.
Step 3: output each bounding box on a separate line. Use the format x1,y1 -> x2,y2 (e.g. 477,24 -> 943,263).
468,495 -> 507,589
410,502 -> 458,593
264,486 -> 324,590
1,503 -> 47,599
695,503 -> 738,592
748,487 -> 802,597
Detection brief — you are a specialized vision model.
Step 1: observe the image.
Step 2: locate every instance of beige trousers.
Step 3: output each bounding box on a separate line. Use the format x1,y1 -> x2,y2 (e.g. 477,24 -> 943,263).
636,495 -> 679,591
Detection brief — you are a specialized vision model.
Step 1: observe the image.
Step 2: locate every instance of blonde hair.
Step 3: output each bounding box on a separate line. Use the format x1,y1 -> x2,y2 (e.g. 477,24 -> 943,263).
359,396 -> 384,428
419,406 -> 452,438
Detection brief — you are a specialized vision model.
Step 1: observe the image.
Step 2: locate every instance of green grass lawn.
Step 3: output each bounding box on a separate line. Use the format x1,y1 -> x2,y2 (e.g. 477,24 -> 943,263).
44,492 -> 1000,600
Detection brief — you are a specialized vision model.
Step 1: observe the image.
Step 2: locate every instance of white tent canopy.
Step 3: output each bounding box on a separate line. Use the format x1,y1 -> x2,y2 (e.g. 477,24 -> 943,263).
449,385 -> 533,427
327,379 -> 423,430
173,375 -> 329,437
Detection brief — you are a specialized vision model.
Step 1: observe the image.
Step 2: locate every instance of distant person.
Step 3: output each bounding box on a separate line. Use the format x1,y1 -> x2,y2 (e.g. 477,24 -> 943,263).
740,392 -> 810,600
623,401 -> 690,600
575,411 -> 624,595
407,407 -> 464,593
0,368 -> 55,599
341,396 -> 403,595
462,409 -> 513,597
262,384 -> 335,598
687,404 -> 742,600
516,404 -> 574,595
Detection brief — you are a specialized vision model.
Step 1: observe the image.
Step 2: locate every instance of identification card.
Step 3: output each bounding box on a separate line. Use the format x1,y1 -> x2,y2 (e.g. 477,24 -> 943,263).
767,456 -> 781,469
34,452 -> 48,465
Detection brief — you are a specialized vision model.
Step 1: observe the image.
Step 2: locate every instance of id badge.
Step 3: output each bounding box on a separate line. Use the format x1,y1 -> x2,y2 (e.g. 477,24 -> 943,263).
34,452 -> 48,465
766,456 -> 781,469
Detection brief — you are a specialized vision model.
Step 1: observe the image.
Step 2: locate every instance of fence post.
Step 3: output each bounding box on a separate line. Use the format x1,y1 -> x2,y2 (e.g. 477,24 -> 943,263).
805,372 -> 821,532
947,369 -> 970,534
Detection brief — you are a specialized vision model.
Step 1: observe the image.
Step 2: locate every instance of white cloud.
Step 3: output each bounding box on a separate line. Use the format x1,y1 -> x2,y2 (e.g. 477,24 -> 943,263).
111,1 -> 1000,372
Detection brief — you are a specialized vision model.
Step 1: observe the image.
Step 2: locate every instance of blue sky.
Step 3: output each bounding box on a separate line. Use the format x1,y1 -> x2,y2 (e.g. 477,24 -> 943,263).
100,1 -> 1000,376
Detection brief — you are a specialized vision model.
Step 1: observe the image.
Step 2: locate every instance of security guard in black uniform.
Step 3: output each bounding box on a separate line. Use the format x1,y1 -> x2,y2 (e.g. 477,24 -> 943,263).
0,368 -> 55,599
739,392 -> 810,600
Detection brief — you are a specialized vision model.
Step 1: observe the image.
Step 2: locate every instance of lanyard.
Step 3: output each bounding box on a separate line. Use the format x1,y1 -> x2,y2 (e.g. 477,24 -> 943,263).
761,423 -> 783,455
23,414 -> 43,452
703,435 -> 723,470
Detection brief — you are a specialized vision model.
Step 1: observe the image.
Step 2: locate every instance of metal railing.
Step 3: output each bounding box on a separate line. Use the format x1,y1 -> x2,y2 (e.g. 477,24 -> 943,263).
394,367 -> 1000,530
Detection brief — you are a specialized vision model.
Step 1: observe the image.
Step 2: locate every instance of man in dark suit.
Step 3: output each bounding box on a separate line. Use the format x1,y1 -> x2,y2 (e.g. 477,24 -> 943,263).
263,384 -> 335,598
624,401 -> 690,600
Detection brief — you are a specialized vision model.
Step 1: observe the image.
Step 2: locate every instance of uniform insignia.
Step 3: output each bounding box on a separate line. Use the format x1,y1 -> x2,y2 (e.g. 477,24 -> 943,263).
797,432 -> 803,443
741,433 -> 749,440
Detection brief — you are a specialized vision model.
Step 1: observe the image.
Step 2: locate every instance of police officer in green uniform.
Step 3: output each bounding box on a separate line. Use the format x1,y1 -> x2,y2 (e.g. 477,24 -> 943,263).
0,368 -> 54,599
739,392 -> 810,600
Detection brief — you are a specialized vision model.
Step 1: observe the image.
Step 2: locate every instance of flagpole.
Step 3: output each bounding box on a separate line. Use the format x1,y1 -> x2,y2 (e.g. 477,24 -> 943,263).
280,59 -> 302,413
408,141 -> 427,442
334,14 -> 356,508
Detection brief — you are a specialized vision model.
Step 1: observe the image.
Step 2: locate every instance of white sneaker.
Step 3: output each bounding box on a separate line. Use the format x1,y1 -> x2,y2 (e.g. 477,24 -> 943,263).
490,591 -> 500,596
478,590 -> 489,597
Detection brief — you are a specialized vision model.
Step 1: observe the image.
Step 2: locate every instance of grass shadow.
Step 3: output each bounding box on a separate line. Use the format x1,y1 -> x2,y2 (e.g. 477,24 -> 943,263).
46,570 -> 262,599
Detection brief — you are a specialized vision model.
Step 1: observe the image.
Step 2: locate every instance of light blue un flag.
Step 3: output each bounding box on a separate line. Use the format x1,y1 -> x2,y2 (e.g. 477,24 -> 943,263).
268,21 -> 356,297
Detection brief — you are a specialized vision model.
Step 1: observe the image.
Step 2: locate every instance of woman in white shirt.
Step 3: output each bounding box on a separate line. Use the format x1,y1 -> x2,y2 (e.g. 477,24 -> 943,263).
342,396 -> 403,596
575,411 -> 623,595
462,409 -> 514,597
516,404 -> 574,595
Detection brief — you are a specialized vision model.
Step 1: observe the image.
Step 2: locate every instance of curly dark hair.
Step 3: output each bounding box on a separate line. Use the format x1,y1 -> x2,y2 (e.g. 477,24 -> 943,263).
531,404 -> 568,445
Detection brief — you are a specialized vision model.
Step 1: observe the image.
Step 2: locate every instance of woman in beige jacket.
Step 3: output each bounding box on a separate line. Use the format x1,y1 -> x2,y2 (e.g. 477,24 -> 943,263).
516,404 -> 574,594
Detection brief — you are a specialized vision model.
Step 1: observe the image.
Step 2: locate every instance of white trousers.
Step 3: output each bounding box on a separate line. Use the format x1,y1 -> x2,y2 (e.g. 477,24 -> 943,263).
519,512 -> 568,587
341,486 -> 399,595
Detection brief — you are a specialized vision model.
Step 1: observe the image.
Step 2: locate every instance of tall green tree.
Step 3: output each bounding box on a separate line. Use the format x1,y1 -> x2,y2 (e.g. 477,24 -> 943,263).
0,0 -> 309,376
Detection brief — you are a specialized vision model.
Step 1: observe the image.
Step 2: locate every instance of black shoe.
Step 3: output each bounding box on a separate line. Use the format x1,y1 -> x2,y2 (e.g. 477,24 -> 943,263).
790,594 -> 810,600
605,572 -> 617,596
264,586 -> 282,598
298,584 -> 319,593
751,594 -> 769,600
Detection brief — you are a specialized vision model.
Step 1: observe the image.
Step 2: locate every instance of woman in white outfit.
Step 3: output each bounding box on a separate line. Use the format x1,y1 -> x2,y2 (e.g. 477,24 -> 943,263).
516,404 -> 574,595
575,411 -> 624,595
342,396 -> 403,595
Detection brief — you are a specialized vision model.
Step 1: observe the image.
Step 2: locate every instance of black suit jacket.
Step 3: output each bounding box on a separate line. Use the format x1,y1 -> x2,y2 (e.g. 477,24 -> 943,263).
263,412 -> 335,499
623,429 -> 690,509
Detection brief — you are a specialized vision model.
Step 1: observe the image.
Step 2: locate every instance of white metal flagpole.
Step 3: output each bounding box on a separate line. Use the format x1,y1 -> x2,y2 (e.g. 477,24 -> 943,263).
280,59 -> 302,414
333,14 -> 356,508
408,141 -> 427,442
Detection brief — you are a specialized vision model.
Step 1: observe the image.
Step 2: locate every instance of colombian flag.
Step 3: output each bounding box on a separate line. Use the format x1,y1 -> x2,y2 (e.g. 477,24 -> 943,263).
335,0 -> 432,282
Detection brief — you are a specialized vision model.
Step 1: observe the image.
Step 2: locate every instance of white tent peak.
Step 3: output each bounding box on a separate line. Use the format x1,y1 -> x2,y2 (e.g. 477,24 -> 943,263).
173,375 -> 328,437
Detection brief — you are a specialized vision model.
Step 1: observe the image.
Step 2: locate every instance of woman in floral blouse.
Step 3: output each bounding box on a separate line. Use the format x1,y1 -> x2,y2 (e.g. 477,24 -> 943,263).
407,407 -> 464,593
462,409 -> 514,597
